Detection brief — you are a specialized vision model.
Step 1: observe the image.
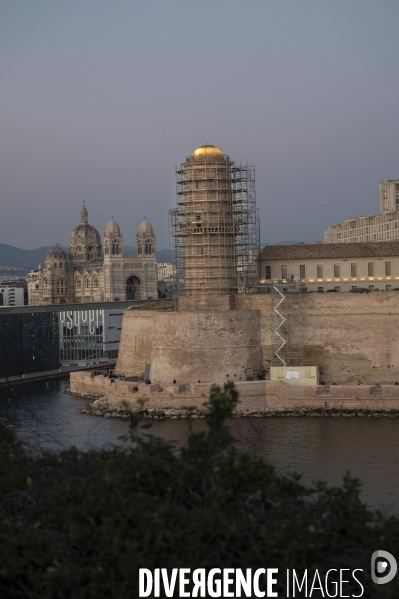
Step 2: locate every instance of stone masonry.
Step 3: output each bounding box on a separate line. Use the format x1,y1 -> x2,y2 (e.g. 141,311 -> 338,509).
70,371 -> 399,414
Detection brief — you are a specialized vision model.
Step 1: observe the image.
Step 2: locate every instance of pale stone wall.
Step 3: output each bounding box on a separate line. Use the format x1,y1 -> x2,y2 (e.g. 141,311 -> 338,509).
115,309 -> 263,383
111,292 -> 399,388
238,292 -> 399,385
70,372 -> 399,413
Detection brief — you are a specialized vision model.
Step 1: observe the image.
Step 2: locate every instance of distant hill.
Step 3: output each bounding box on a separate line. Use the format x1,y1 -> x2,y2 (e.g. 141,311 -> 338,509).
0,243 -> 57,269
0,243 -> 173,269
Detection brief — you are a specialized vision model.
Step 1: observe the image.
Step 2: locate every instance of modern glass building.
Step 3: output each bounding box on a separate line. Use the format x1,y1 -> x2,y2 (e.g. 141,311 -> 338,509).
58,308 -> 122,365
0,311 -> 59,377
0,299 -> 155,378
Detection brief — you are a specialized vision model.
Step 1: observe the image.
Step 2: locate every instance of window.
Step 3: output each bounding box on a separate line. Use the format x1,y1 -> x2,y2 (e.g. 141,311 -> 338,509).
281,265 -> 287,279
351,263 -> 357,277
369,285 -> 374,291
318,287 -> 323,292
299,264 -> 305,279
265,266 -> 271,280
335,286 -> 340,291
57,279 -> 67,295
352,286 -> 357,290
317,264 -> 323,278
387,285 -> 392,291
368,262 -> 374,276
385,262 -> 392,276
334,264 -> 340,278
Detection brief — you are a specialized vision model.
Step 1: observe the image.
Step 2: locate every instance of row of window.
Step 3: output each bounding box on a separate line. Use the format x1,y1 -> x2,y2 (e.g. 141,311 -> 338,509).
137,241 -> 153,255
104,243 -> 120,255
316,285 -> 393,292
42,277 -> 99,290
338,221 -> 399,233
337,231 -> 399,240
265,262 -> 393,280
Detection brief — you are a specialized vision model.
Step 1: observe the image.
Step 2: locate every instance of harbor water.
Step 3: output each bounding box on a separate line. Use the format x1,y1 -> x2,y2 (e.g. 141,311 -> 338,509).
1,378 -> 398,514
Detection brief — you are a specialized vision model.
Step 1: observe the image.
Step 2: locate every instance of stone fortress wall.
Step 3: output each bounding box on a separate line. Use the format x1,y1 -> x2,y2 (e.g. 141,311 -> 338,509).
237,292 -> 399,385
114,292 -> 399,387
115,309 -> 263,384
69,142 -> 399,410
69,372 -> 399,414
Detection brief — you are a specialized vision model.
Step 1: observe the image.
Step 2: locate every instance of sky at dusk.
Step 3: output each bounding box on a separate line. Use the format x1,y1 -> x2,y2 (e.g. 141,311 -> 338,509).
1,1 -> 399,251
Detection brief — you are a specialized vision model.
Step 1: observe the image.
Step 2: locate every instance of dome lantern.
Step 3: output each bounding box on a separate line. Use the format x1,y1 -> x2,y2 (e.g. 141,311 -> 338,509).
80,203 -> 88,224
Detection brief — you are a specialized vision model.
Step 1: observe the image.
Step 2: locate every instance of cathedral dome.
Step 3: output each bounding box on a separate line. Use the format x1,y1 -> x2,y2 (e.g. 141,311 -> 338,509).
138,218 -> 154,235
46,245 -> 68,260
69,223 -> 101,246
105,217 -> 121,235
192,144 -> 224,161
69,205 -> 101,247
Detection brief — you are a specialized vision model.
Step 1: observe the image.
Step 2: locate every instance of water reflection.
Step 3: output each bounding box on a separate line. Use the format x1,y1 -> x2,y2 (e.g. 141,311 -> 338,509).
0,379 -> 398,513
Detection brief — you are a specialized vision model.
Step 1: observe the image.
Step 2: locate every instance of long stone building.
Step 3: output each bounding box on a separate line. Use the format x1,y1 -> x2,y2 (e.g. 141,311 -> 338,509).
258,240 -> 399,292
30,205 -> 158,305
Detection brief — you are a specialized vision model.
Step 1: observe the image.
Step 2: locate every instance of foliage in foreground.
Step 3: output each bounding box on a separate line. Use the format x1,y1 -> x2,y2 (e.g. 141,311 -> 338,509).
0,382 -> 399,598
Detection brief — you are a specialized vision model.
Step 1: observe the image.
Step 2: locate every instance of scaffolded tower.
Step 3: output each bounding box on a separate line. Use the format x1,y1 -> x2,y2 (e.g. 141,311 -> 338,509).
170,145 -> 259,310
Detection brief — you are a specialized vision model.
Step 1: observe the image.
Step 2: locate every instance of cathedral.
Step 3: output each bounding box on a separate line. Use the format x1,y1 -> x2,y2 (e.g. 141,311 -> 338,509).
30,205 -> 158,305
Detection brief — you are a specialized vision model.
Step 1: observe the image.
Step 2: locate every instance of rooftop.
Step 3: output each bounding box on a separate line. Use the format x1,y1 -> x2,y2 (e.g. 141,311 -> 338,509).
259,241 -> 399,261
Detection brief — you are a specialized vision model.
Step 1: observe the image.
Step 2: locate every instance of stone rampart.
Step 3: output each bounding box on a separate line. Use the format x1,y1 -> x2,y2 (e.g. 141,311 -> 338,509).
237,292 -> 399,385
70,372 -> 399,413
115,309 -> 263,383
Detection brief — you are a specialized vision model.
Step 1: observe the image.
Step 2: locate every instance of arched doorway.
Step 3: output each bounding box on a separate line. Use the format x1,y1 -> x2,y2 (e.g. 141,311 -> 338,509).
126,276 -> 141,300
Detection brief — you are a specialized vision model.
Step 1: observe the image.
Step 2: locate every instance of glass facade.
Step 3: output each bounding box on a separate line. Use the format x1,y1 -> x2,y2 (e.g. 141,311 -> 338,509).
0,312 -> 59,377
59,309 -> 104,362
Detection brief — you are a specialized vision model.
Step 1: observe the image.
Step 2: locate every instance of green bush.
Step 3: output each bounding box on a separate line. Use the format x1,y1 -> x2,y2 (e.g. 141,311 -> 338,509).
349,287 -> 370,293
0,382 -> 398,598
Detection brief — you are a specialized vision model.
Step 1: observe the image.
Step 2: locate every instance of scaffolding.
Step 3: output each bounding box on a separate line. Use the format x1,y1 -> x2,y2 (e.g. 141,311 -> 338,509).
231,163 -> 260,292
170,150 -> 259,310
269,281 -> 305,366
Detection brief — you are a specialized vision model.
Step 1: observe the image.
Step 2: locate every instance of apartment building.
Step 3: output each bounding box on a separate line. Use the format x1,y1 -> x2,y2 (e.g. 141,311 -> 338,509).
324,180 -> 399,244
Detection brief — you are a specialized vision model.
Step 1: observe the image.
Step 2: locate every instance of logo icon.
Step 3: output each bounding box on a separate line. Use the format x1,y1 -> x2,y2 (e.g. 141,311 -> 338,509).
371,550 -> 397,585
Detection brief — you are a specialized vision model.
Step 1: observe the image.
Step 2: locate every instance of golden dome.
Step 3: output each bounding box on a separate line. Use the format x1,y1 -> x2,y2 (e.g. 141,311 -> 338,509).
192,144 -> 224,160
